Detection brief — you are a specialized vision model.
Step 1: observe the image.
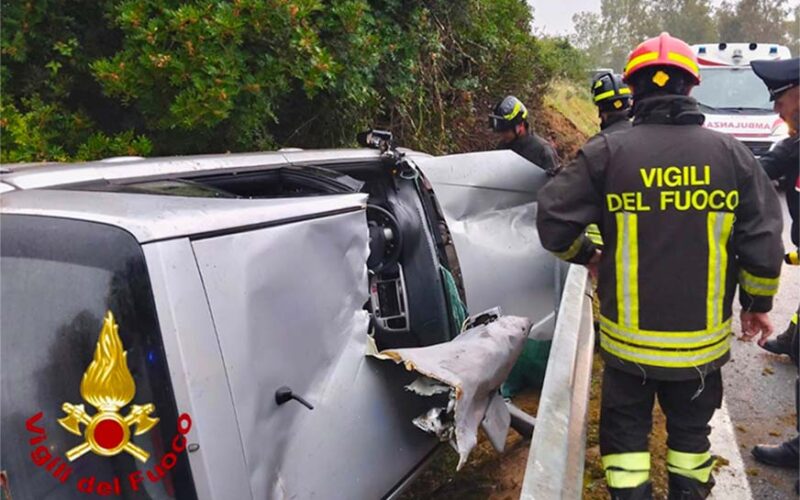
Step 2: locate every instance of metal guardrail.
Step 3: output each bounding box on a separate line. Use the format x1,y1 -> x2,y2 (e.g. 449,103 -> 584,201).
520,265 -> 595,500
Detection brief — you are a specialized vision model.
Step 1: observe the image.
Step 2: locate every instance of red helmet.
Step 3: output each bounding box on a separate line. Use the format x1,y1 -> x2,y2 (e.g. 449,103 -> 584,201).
623,32 -> 700,86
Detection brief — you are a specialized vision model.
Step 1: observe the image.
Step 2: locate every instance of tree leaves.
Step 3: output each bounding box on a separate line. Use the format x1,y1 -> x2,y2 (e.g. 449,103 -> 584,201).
2,0 -> 584,160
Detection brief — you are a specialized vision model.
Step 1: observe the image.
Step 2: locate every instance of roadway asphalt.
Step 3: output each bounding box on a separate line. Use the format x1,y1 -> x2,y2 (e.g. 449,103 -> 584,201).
713,193 -> 798,499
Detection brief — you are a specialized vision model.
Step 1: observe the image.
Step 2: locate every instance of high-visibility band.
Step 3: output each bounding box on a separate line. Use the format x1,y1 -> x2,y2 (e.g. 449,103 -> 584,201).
606,469 -> 651,488
503,101 -> 527,120
706,212 -> 734,328
594,87 -> 632,102
667,51 -> 700,76
600,316 -> 731,349
553,235 -> 585,261
792,313 -> 798,325
786,251 -> 799,265
615,212 -> 639,329
625,51 -> 659,75
603,452 -> 651,489
738,268 -> 779,296
586,224 -> 604,245
601,332 -> 730,368
667,450 -> 712,470
602,452 -> 651,471
667,449 -> 715,483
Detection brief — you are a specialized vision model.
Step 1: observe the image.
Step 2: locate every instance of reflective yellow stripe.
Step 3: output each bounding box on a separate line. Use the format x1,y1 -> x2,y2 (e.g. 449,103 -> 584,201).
600,317 -> 731,349
615,212 -> 639,329
625,51 -> 659,75
739,268 -> 779,296
706,212 -> 734,328
603,452 -> 651,488
594,87 -> 632,102
600,315 -> 732,338
667,450 -> 712,469
602,452 -> 651,470
667,450 -> 715,483
668,51 -> 699,75
606,469 -> 650,488
787,250 -> 799,265
586,224 -> 603,245
792,313 -> 798,325
553,235 -> 584,261
601,332 -> 730,368
503,101 -> 527,120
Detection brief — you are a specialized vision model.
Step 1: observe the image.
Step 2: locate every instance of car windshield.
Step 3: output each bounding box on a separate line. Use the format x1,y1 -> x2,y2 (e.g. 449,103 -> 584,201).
692,67 -> 773,113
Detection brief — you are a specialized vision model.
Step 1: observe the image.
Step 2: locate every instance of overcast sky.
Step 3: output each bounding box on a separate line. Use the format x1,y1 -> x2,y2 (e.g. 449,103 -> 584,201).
529,0 -> 800,36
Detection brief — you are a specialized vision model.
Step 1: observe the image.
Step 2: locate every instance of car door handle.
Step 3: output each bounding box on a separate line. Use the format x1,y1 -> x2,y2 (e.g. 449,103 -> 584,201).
275,386 -> 314,410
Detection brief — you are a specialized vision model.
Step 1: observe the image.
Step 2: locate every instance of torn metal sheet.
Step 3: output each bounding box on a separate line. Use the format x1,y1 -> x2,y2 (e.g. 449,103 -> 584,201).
414,151 -> 560,340
371,315 -> 532,469
481,393 -> 511,453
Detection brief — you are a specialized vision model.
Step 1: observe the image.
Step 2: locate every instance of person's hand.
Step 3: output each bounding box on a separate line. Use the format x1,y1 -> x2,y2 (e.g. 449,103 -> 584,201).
740,311 -> 773,345
586,249 -> 602,282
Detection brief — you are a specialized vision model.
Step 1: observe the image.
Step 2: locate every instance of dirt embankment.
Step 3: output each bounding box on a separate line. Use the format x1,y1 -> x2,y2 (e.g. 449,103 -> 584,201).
537,80 -> 599,162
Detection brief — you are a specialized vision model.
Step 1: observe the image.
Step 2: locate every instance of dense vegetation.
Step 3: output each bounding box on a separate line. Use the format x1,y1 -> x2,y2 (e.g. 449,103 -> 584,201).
1,0 -> 586,162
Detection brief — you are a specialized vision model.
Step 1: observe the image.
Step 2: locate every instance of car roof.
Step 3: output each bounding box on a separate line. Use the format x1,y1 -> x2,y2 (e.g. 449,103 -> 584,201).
1,188 -> 367,243
0,149 -> 395,192
0,148 -> 430,242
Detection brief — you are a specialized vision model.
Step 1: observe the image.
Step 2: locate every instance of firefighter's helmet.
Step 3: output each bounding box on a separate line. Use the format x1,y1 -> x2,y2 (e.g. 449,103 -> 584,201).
592,73 -> 631,112
623,32 -> 700,91
488,96 -> 528,132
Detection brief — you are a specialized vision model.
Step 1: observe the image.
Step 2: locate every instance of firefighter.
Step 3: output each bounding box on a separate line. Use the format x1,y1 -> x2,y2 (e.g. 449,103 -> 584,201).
592,72 -> 633,134
489,95 -> 560,175
586,72 -> 634,247
749,56 -> 800,480
750,57 -> 799,364
536,33 -> 784,500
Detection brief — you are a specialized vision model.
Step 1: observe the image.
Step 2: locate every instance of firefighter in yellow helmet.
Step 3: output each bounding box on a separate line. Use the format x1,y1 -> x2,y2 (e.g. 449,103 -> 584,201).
537,33 -> 784,499
586,72 -> 634,247
592,72 -> 633,135
489,95 -> 560,176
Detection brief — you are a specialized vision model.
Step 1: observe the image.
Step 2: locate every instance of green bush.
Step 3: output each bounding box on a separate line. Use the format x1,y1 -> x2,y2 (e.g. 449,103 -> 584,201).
1,0 -> 587,161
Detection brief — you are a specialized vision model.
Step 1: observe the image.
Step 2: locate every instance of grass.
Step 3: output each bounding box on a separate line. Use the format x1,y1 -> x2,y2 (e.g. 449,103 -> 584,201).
544,79 -> 600,140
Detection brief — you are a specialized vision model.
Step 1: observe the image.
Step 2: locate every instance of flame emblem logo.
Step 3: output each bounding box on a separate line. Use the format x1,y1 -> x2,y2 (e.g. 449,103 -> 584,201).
58,311 -> 159,462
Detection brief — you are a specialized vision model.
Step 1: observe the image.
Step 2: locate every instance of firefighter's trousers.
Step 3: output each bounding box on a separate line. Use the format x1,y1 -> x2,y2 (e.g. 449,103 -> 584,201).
600,366 -> 722,499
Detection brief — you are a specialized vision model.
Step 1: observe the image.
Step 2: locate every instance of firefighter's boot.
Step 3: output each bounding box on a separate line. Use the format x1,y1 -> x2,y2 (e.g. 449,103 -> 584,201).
667,472 -> 715,500
608,481 -> 653,500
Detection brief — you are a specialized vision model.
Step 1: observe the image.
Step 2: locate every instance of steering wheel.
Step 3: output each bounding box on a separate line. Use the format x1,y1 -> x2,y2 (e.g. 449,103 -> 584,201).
366,204 -> 403,274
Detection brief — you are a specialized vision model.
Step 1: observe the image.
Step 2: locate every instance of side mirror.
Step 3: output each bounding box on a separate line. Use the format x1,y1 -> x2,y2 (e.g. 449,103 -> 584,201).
357,129 -> 394,151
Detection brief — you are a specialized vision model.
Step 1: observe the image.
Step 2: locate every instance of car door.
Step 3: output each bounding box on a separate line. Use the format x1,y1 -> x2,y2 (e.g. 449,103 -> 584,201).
413,150 -> 565,337
186,196 -> 438,499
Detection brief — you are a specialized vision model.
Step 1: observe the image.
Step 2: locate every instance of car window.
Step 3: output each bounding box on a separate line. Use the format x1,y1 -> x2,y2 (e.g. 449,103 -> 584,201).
0,215 -> 196,499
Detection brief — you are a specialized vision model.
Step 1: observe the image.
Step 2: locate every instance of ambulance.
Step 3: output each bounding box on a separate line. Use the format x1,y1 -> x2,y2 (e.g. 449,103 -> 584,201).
691,42 -> 792,157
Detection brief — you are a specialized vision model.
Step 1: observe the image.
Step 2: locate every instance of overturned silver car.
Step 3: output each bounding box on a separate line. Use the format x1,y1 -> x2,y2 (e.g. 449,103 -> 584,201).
0,139 -> 562,499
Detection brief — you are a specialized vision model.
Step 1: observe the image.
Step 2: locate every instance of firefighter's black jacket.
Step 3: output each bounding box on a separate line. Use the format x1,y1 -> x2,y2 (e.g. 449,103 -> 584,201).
498,132 -> 560,175
537,95 -> 784,380
760,135 -> 799,246
600,113 -> 632,134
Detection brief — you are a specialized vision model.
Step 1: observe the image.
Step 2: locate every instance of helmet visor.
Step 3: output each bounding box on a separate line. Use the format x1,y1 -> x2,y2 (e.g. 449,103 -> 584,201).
488,114 -> 514,132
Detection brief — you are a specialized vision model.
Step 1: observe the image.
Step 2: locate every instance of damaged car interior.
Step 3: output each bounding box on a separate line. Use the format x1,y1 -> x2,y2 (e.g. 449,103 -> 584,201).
1,133 -> 560,499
